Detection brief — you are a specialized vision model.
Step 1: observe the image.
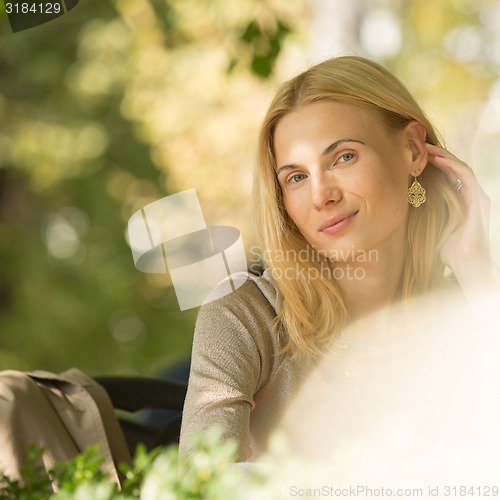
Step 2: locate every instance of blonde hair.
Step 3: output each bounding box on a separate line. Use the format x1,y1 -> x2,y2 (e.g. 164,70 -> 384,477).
253,56 -> 464,357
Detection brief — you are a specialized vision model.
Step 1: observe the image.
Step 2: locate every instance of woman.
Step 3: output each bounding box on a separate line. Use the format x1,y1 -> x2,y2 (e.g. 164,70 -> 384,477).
179,56 -> 499,461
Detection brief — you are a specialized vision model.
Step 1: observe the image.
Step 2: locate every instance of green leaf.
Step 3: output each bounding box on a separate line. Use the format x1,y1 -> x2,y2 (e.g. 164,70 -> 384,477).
241,21 -> 262,43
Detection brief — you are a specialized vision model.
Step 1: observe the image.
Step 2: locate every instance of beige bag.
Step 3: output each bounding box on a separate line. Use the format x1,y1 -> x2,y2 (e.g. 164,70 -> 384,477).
0,368 -> 131,487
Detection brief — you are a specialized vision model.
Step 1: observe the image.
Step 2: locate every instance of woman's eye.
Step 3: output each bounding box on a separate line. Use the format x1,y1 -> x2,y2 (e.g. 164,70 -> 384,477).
337,152 -> 355,164
288,173 -> 307,184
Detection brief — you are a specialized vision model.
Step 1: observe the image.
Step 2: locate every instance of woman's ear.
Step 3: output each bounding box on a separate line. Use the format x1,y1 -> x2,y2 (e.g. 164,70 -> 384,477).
405,121 -> 428,176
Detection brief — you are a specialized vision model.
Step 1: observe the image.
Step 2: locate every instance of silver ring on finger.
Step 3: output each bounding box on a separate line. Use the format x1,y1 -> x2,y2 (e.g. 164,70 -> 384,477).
454,178 -> 464,193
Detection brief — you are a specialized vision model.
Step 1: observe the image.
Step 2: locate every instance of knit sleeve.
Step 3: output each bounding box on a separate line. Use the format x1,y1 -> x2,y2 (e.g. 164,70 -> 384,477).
179,276 -> 278,461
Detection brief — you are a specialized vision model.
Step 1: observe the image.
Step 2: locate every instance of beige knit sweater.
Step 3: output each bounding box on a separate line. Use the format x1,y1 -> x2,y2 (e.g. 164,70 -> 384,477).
179,271 -> 311,461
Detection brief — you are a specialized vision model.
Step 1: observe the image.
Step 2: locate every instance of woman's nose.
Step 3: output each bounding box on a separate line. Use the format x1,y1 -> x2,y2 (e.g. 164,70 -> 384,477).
311,174 -> 342,210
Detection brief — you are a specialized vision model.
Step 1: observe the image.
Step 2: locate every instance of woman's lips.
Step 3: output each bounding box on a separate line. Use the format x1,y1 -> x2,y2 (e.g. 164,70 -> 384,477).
319,211 -> 358,235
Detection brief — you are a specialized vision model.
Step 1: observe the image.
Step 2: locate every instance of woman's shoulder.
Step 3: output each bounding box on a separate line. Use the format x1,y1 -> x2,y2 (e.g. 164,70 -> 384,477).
200,269 -> 279,318
194,269 -> 283,355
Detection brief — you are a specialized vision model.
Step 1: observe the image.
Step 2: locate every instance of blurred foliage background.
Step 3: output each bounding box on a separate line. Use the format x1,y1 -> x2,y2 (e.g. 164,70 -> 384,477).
0,0 -> 499,376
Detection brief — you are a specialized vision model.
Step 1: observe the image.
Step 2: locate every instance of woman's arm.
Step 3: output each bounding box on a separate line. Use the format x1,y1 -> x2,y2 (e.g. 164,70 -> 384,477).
426,143 -> 500,323
179,277 -> 278,461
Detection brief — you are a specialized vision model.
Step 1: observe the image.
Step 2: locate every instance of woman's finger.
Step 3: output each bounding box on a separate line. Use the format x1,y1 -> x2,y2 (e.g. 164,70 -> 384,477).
424,143 -> 482,205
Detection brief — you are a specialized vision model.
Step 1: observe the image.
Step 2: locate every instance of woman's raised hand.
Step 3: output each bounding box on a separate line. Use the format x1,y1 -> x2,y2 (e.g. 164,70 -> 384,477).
425,143 -> 499,294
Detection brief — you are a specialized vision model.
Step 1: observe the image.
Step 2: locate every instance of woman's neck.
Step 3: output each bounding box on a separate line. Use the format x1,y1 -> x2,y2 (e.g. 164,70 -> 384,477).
334,246 -> 405,323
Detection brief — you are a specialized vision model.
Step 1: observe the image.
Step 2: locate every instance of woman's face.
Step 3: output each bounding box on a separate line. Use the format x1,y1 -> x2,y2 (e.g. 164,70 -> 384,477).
273,101 -> 426,262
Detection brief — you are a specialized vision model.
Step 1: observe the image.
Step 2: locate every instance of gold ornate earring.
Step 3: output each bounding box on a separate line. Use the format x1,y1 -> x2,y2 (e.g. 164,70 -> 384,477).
408,176 -> 426,207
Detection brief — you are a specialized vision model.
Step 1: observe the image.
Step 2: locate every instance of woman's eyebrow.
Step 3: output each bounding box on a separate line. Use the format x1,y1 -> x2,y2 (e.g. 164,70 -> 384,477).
276,138 -> 365,175
321,138 -> 365,156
